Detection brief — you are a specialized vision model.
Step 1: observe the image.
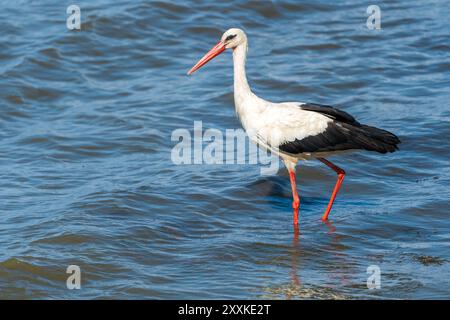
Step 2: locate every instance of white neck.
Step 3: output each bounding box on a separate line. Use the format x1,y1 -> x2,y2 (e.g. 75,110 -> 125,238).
232,43 -> 253,106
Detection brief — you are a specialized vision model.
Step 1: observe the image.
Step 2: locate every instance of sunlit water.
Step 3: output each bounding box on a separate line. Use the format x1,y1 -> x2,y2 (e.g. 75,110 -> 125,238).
0,0 -> 449,299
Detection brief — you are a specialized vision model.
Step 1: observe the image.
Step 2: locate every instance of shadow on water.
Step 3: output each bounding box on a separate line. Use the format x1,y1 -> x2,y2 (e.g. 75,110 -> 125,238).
244,170 -> 336,210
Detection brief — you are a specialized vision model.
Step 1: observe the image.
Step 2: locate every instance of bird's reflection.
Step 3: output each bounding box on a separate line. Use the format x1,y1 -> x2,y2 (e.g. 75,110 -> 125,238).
288,209 -> 340,296
290,220 -> 301,287
322,219 -> 336,234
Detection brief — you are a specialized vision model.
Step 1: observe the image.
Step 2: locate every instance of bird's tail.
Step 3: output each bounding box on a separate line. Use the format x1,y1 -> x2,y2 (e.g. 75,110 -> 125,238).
352,124 -> 401,153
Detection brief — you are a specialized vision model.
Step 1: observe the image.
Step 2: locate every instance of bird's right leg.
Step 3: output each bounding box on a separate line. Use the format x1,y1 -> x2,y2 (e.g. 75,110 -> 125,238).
289,169 -> 300,226
284,159 -> 299,226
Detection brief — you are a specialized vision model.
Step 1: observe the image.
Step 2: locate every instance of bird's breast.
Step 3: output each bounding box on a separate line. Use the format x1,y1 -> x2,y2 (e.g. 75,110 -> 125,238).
236,101 -> 333,152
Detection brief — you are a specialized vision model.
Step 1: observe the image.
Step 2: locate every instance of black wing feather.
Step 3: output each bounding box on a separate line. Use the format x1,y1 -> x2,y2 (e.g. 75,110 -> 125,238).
278,103 -> 400,154
299,103 -> 360,125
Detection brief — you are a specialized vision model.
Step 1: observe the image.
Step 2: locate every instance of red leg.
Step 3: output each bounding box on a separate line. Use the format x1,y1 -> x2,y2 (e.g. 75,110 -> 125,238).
289,170 -> 300,226
317,158 -> 345,221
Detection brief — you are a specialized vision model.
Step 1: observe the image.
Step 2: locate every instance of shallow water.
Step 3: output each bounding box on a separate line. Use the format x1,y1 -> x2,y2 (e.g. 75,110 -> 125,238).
0,0 -> 449,299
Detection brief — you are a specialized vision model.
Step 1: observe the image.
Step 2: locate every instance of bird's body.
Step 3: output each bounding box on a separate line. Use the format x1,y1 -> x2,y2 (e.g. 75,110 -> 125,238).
188,28 -> 400,227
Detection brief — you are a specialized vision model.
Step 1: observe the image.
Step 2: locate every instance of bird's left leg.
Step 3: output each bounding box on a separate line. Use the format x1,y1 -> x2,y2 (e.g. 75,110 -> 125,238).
317,157 -> 345,221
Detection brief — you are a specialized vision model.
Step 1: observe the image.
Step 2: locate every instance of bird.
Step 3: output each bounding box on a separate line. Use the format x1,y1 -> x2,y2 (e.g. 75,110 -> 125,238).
187,28 -> 400,227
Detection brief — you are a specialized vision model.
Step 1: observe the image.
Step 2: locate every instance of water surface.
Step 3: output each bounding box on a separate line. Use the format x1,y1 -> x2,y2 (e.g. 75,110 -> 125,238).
0,0 -> 449,299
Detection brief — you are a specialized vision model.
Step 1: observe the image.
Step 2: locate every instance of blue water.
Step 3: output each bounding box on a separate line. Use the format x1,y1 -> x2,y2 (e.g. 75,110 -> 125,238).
0,0 -> 449,299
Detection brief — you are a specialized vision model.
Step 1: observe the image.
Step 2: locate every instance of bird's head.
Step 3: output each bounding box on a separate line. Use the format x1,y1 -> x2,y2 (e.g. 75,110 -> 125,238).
221,28 -> 247,49
187,28 -> 247,75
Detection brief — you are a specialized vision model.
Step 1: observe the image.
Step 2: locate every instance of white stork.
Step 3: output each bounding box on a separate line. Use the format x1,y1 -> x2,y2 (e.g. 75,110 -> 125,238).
187,28 -> 400,226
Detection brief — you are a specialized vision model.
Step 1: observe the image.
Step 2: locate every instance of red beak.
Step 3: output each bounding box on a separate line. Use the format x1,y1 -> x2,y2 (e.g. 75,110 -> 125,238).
187,41 -> 226,75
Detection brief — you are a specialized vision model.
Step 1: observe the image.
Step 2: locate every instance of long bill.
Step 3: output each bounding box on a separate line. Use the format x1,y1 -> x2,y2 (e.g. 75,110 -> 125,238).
187,41 -> 226,75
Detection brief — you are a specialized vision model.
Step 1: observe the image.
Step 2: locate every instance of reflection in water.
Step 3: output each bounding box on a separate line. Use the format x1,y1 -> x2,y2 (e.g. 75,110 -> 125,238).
289,215 -> 338,289
290,222 -> 301,289
287,215 -> 350,299
322,219 -> 337,234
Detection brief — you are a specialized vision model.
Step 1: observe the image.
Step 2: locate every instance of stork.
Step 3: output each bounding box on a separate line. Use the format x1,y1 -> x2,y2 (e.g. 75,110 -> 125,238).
187,28 -> 400,226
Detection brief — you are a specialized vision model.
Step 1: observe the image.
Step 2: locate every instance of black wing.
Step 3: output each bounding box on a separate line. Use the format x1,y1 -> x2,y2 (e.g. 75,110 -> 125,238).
299,103 -> 360,125
278,103 -> 400,154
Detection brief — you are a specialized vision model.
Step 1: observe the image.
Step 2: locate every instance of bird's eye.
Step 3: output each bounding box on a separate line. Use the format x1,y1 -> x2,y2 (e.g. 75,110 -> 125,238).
225,34 -> 237,41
